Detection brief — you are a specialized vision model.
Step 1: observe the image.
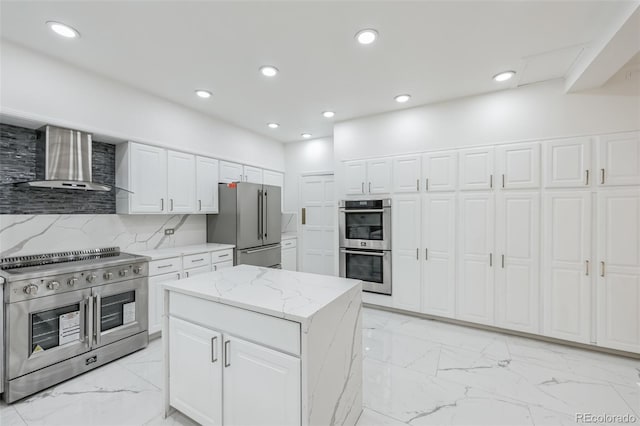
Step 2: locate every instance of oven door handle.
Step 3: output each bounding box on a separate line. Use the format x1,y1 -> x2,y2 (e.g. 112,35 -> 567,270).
339,209 -> 386,213
79,298 -> 87,345
86,295 -> 94,348
340,249 -> 386,257
94,294 -> 101,347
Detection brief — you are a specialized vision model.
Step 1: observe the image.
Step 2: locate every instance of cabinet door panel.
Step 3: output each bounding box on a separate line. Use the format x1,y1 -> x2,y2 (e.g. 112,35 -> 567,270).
344,160 -> 367,195
393,155 -> 421,193
263,170 -> 285,211
392,195 -> 421,311
281,248 -> 297,271
244,165 -> 263,184
457,192 -> 494,324
130,143 -> 167,213
219,161 -> 244,183
196,156 -> 219,213
542,192 -> 591,343
169,317 -> 222,426
167,151 -> 196,213
223,335 -> 300,426
149,272 -> 181,335
459,147 -> 494,190
597,189 -> 640,352
497,142 -> 540,189
598,131 -> 640,186
367,158 -> 392,194
421,194 -> 456,317
543,137 -> 591,188
423,151 -> 457,192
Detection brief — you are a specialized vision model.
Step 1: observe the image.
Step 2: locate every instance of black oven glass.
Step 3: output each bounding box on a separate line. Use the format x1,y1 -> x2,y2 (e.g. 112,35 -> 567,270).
345,252 -> 383,283
31,304 -> 80,352
101,291 -> 136,332
345,212 -> 383,240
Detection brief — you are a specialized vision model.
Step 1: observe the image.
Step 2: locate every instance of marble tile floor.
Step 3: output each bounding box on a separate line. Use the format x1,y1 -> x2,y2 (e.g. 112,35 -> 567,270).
1,307 -> 638,426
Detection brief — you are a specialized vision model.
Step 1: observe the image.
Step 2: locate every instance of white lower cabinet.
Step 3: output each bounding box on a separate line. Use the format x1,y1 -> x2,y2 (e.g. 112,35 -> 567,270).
183,265 -> 212,278
212,260 -> 233,271
392,195 -> 421,311
148,267 -> 181,336
281,239 -> 297,271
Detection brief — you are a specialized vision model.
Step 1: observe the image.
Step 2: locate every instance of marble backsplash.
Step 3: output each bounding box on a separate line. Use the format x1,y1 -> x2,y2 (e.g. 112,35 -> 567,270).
0,214 -> 206,258
281,212 -> 297,233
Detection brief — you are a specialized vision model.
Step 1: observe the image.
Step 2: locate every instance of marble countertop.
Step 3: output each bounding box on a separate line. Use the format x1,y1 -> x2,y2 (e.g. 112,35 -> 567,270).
128,243 -> 235,261
162,264 -> 361,323
281,232 -> 297,240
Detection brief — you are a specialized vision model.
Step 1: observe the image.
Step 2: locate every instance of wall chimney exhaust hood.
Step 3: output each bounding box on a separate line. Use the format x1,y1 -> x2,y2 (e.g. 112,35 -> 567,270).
16,125 -> 112,191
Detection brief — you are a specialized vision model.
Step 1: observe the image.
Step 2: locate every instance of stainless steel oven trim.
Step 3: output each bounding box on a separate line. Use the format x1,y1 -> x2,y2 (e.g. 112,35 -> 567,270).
339,202 -> 392,250
339,249 -> 392,295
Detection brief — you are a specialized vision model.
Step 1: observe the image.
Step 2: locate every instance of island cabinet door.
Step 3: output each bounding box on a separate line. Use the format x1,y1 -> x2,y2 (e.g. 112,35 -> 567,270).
223,335 -> 301,426
169,317 -> 223,426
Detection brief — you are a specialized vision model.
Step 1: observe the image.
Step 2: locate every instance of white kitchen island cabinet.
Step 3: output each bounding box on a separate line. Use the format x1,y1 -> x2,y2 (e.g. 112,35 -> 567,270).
163,265 -> 363,426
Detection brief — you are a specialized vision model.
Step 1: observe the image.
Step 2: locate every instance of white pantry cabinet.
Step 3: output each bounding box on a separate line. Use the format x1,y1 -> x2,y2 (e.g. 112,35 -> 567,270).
243,165 -> 263,184
392,195 -> 422,311
458,147 -> 495,190
116,142 -> 167,214
597,189 -> 640,353
496,142 -> 540,189
543,137 -> 592,188
421,193 -> 456,318
219,161 -> 244,183
457,192 -> 495,325
196,156 -> 219,213
542,191 -> 591,344
392,155 -> 421,193
167,151 -> 196,213
597,131 -> 640,186
422,151 -> 457,192
494,192 -> 540,333
344,159 -> 392,195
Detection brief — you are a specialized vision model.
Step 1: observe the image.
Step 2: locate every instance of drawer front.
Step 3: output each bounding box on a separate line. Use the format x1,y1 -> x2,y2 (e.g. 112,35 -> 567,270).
281,239 -> 296,249
183,252 -> 211,270
212,260 -> 233,271
183,265 -> 212,278
169,292 -> 300,356
211,249 -> 233,263
149,257 -> 181,276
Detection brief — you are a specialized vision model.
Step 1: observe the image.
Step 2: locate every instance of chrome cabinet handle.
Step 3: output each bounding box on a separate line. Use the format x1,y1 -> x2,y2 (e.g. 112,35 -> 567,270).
489,253 -> 493,267
425,248 -> 428,260
185,271 -> 190,278
213,265 -> 217,271
501,254 -> 505,268
361,182 -> 364,194
160,198 -> 164,211
600,261 -> 605,277
369,182 -> 372,193
490,175 -> 493,189
416,248 -> 419,260
585,260 -> 590,276
416,179 -> 420,191
224,340 -> 231,367
211,336 -> 218,363
170,199 -> 174,211
585,170 -> 589,185
218,253 -> 229,258
425,178 -> 429,191
600,169 -> 605,184
157,264 -> 173,269
199,200 -> 202,211
502,174 -> 505,188
191,258 -> 204,262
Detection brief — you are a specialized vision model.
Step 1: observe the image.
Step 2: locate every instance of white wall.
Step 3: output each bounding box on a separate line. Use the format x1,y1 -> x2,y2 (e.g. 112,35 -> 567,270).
283,137 -> 334,213
0,41 -> 285,171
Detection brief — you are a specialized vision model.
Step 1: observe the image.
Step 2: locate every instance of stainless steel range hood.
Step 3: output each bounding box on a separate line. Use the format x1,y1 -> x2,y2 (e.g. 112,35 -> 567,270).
17,125 -> 112,191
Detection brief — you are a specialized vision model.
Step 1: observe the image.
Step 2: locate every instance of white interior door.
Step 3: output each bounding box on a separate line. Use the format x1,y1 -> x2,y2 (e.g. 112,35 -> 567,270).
421,193 -> 456,318
423,151 -> 457,192
392,194 -> 421,311
196,156 -> 219,213
301,174 -> 335,275
496,142 -> 540,189
219,161 -> 244,183
169,317 -> 222,426
393,155 -> 421,193
543,137 -> 592,188
223,335 -> 300,426
367,158 -> 392,194
167,150 -> 196,213
597,189 -> 640,353
129,143 -> 167,213
598,131 -> 640,186
495,192 -> 540,333
457,192 -> 495,325
343,160 -> 367,195
542,191 -> 591,343
459,147 -> 495,190
243,165 -> 264,184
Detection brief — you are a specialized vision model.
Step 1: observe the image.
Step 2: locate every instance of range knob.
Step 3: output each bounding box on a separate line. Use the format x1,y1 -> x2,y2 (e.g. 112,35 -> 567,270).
46,280 -> 60,290
86,273 -> 97,283
103,272 -> 113,280
68,277 -> 78,287
119,269 -> 129,277
23,284 -> 39,295
133,266 -> 142,275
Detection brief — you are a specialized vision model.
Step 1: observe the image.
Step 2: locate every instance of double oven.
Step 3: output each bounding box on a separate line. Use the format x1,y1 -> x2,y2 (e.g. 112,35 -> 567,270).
339,199 -> 392,295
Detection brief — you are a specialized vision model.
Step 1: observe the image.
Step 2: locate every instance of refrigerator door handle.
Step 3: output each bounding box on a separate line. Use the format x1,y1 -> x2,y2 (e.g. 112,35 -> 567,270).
257,189 -> 263,240
263,190 -> 268,239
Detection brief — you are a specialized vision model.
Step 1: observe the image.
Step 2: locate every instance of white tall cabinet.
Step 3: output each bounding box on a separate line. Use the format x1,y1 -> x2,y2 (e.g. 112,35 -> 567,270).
392,195 -> 421,311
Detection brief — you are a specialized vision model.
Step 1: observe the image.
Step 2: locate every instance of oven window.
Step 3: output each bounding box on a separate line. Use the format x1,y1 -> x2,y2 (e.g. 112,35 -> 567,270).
101,291 -> 136,332
31,304 -> 80,352
345,253 -> 383,283
345,212 -> 383,240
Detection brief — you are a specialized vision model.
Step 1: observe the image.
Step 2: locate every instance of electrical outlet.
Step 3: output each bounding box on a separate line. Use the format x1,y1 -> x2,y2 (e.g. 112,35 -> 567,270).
164,228 -> 175,235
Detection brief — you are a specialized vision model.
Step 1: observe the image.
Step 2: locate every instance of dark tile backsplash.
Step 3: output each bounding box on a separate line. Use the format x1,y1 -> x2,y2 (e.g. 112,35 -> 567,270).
0,123 -> 116,214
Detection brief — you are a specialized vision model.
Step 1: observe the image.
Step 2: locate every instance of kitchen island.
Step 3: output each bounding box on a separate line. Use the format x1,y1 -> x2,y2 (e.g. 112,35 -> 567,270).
162,264 -> 362,426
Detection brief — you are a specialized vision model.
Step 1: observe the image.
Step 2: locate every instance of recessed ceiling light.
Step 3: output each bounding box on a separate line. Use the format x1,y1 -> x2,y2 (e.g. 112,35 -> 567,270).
394,94 -> 411,103
322,111 -> 335,118
301,133 -> 312,139
195,90 -> 212,98
355,29 -> 378,45
493,71 -> 516,82
46,21 -> 79,38
259,65 -> 279,77
267,123 -> 279,129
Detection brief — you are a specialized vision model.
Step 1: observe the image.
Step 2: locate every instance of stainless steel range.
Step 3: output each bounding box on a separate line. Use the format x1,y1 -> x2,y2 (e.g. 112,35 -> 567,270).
0,247 -> 149,403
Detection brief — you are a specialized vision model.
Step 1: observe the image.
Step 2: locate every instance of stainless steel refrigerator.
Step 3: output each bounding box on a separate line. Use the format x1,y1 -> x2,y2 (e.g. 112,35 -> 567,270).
207,182 -> 282,267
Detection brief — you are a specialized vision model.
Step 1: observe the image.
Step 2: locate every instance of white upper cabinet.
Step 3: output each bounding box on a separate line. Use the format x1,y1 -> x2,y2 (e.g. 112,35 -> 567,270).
597,131 -> 640,186
367,158 -> 392,194
597,189 -> 640,353
542,191 -> 591,344
495,192 -> 540,333
196,156 -> 219,213
393,155 -> 421,193
243,165 -> 263,184
263,170 -> 285,211
543,137 -> 592,188
458,147 -> 495,190
423,151 -> 457,192
167,151 -> 196,213
219,161 -> 244,183
421,193 -> 456,318
496,142 -> 540,189
392,194 -> 422,312
117,142 -> 167,214
344,160 -> 368,195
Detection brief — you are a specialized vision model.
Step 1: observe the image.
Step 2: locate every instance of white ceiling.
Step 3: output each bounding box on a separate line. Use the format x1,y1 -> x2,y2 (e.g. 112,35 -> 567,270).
0,1 -> 633,143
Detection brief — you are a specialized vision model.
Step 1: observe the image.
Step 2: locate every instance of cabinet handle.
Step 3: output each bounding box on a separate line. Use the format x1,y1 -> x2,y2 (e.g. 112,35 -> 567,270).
501,254 -> 505,268
425,178 -> 429,191
185,271 -> 189,278
301,208 -> 306,225
585,260 -> 590,276
219,253 -> 229,258
157,264 -> 173,269
369,182 -> 372,193
199,200 -> 202,211
361,182 -> 364,194
224,340 -> 231,367
425,248 -> 428,261
600,169 -> 605,184
489,253 -> 493,267
170,199 -> 174,211
585,170 -> 589,186
416,179 -> 420,191
490,175 -> 493,189
211,336 -> 218,363
191,258 -> 205,262
502,174 -> 505,188
160,198 -> 164,211
600,261 -> 605,277
416,248 -> 419,260
176,273 -> 181,279
213,265 -> 217,271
